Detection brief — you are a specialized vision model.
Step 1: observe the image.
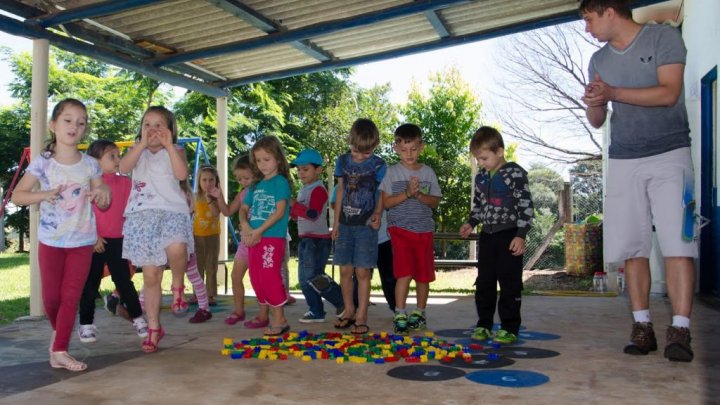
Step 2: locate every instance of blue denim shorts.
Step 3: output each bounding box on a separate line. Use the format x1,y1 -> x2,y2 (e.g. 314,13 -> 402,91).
333,224 -> 378,269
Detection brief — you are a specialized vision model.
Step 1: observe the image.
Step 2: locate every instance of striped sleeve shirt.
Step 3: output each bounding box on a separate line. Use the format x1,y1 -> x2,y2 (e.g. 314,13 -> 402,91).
379,163 -> 441,233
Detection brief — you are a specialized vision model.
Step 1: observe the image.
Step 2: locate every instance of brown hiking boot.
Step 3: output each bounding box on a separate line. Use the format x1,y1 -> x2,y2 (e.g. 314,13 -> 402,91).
664,326 -> 693,362
623,322 -> 657,355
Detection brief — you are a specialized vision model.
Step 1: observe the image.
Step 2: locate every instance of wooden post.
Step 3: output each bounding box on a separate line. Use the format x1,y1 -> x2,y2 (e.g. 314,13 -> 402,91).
216,97 -> 228,288
523,183 -> 571,271
29,39 -> 49,317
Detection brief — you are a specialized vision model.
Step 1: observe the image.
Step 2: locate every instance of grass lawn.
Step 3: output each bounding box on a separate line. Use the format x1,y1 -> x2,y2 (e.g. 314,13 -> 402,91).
0,251 -> 474,325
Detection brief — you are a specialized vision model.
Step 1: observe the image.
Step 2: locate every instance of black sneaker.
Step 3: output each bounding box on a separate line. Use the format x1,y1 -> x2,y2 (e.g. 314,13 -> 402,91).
664,326 -> 693,362
104,293 -> 119,315
393,313 -> 409,335
623,322 -> 658,355
407,310 -> 427,331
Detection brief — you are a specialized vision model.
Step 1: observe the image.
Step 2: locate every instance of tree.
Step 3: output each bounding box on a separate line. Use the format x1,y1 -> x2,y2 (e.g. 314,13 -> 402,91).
570,159 -> 603,222
402,67 -> 483,258
0,105 -> 30,251
5,47 -> 170,141
525,165 -> 566,269
493,22 -> 603,164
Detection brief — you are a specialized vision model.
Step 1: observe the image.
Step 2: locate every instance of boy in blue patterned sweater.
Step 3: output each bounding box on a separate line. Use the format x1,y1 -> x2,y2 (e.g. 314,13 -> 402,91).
459,126 -> 534,344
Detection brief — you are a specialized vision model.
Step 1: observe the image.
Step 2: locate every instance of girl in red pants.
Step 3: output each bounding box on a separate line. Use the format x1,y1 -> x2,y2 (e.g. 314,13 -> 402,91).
12,98 -> 111,371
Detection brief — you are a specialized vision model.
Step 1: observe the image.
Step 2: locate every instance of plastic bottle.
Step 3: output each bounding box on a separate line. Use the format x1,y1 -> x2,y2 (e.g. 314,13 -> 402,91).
617,267 -> 625,293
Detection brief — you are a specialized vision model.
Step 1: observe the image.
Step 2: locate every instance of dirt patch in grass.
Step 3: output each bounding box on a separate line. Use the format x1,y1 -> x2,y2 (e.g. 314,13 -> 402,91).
523,269 -> 594,292
433,267 -> 594,293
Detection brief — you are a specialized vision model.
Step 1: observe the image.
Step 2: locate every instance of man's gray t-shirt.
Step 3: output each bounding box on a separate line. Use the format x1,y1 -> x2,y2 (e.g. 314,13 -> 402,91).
379,163 -> 441,233
588,23 -> 690,159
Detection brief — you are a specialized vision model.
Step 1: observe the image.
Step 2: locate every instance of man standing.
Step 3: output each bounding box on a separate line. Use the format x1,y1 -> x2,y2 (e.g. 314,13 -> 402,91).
580,0 -> 696,362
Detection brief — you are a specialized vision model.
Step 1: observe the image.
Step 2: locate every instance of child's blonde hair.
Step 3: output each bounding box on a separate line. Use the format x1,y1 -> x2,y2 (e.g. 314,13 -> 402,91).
249,135 -> 290,184
348,118 -> 380,153
137,106 -> 178,143
196,165 -> 219,199
45,98 -> 88,157
470,126 -> 504,153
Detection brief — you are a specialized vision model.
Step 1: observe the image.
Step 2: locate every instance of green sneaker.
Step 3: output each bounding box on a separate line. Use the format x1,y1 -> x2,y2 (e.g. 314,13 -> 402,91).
493,329 -> 518,344
393,313 -> 409,335
407,310 -> 426,330
471,327 -> 492,341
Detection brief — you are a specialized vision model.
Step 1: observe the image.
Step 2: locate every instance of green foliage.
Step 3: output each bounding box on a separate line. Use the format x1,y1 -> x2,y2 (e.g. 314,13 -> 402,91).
524,165 -> 566,268
570,160 -> 603,222
402,67 -> 482,245
5,48 -> 171,141
527,163 -> 564,216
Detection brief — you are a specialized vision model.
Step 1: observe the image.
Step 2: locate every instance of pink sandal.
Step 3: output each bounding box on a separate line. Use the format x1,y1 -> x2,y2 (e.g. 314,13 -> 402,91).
171,285 -> 188,316
243,317 -> 269,329
224,312 -> 246,325
142,327 -> 165,353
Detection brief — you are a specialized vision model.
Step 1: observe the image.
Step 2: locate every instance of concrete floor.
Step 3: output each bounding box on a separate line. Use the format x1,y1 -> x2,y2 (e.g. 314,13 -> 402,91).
0,293 -> 718,405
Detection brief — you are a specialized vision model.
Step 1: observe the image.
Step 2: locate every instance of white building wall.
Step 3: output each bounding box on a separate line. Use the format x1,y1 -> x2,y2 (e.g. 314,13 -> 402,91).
682,0 -> 720,198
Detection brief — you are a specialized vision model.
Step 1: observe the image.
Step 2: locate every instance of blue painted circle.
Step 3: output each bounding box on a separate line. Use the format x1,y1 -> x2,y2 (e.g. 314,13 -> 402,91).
517,331 -> 561,340
465,370 -> 550,388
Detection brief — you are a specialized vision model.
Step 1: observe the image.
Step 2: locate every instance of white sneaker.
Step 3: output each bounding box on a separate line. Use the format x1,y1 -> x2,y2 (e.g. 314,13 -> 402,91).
77,324 -> 97,343
132,317 -> 148,338
298,311 -> 325,324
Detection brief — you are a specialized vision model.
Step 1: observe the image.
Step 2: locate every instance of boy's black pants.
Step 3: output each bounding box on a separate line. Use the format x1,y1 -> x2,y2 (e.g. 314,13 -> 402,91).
475,228 -> 523,335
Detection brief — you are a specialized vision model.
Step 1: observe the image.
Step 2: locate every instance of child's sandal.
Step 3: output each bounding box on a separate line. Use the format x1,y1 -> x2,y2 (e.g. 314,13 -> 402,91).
49,351 -> 87,372
142,327 -> 165,353
224,312 -> 245,325
171,285 -> 189,316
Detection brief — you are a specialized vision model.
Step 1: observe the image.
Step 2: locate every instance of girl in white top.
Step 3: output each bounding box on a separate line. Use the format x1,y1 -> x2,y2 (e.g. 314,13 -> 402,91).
119,106 -> 193,353
12,98 -> 110,372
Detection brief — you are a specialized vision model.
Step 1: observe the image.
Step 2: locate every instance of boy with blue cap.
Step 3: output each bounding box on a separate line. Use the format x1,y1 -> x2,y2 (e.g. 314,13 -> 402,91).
290,149 -> 345,323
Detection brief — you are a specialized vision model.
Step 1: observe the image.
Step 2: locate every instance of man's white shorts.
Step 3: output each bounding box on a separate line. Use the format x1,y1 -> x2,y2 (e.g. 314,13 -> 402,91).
604,147 -> 698,263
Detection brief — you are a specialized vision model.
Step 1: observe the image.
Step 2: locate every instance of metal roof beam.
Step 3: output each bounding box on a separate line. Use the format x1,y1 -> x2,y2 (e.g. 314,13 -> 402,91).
290,40 -> 333,62
425,10 -> 450,38
155,0 -> 470,67
0,14 -> 227,98
208,0 -> 279,32
208,0 -> 334,62
222,0 -> 670,88
33,0 -> 167,28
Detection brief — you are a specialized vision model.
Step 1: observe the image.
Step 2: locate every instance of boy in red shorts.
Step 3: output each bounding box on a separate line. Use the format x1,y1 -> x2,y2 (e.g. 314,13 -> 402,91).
380,124 -> 442,334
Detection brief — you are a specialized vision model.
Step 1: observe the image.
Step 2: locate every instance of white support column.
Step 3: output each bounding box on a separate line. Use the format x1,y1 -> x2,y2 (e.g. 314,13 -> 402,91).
216,97 -> 229,272
29,39 -> 49,317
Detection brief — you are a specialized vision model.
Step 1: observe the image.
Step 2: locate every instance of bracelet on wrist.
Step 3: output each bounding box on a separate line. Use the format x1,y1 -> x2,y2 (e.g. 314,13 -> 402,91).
405,190 -> 412,198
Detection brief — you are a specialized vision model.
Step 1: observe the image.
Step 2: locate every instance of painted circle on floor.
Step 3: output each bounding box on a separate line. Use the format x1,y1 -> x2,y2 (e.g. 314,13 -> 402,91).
465,370 -> 550,388
434,329 -> 475,338
387,365 -> 466,381
454,337 -> 526,346
483,347 -> 560,359
444,353 -> 515,369
517,331 -> 561,340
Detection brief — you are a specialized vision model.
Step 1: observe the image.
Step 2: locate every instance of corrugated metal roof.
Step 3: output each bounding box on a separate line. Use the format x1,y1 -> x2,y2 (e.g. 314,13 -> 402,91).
0,0 -> 670,97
